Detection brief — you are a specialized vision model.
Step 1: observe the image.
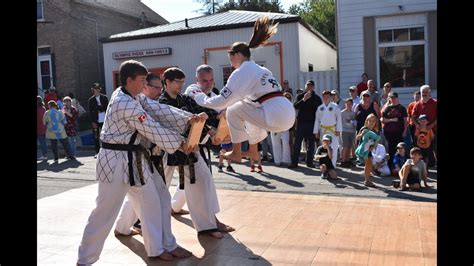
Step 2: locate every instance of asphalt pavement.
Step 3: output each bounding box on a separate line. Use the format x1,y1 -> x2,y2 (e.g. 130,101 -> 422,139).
37,148 -> 437,202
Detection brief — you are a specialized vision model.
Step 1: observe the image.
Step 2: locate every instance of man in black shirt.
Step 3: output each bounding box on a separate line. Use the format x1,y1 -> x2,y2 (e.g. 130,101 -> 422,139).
88,83 -> 109,157
288,80 -> 322,168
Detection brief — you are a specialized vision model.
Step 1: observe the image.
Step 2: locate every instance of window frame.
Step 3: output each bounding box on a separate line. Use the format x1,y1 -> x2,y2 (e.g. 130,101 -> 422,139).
375,24 -> 428,90
37,0 -> 45,21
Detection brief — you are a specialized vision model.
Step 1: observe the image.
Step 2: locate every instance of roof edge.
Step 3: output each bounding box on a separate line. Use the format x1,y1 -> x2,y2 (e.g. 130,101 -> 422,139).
102,16 -> 300,43
297,18 -> 336,50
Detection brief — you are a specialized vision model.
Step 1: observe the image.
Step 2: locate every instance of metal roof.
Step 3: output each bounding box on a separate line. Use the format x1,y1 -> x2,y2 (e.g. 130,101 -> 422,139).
74,0 -> 168,24
102,10 -> 335,49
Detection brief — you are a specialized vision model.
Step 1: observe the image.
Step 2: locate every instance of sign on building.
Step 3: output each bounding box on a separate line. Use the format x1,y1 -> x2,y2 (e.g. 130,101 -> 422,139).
113,47 -> 172,60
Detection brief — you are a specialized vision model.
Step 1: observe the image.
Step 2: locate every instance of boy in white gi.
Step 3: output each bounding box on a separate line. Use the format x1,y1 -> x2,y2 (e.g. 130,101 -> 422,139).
77,60 -> 192,265
160,67 -> 234,239
187,16 -> 295,163
314,90 -> 342,168
113,72 -> 201,251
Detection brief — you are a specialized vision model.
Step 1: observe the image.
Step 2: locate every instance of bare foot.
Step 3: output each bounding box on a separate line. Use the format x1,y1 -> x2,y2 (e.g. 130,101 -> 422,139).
158,251 -> 174,261
216,220 -> 235,232
170,246 -> 192,258
209,231 -> 224,239
172,209 -> 190,215
114,228 -> 141,236
223,150 -> 242,163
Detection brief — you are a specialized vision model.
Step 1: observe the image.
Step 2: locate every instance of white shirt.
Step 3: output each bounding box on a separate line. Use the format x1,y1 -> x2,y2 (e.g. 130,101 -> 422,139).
96,95 -> 106,123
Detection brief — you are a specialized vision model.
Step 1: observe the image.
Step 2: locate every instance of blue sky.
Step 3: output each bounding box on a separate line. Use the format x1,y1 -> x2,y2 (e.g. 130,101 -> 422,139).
142,0 -> 304,23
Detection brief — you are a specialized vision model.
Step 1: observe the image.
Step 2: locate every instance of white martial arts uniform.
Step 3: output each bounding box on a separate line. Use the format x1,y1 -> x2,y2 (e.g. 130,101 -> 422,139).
114,93 -> 193,235
313,102 -> 342,167
168,85 -> 223,213
188,60 -> 295,145
77,88 -> 186,264
371,143 -> 391,176
158,89 -> 221,233
270,130 -> 291,165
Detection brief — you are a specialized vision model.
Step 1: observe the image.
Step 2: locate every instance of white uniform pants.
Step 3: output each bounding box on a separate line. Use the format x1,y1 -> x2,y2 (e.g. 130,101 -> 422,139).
114,169 -> 177,250
162,152 -> 220,232
78,163 -> 173,264
270,131 -> 291,164
226,97 -> 295,144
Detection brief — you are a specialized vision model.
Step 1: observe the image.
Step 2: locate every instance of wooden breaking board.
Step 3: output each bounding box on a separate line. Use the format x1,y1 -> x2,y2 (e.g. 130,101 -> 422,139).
215,116 -> 230,141
185,119 -> 206,150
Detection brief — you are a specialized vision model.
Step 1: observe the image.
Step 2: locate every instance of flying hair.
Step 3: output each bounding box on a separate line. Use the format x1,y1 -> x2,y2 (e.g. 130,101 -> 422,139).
248,16 -> 279,49
228,16 -> 279,58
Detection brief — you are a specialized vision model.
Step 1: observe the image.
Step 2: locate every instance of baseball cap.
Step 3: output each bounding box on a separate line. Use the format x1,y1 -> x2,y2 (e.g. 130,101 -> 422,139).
388,92 -> 398,98
49,86 -> 56,91
349,86 -> 357,92
418,114 -> 428,121
330,89 -> 339,95
396,142 -> 406,148
306,80 -> 315,86
322,134 -> 332,142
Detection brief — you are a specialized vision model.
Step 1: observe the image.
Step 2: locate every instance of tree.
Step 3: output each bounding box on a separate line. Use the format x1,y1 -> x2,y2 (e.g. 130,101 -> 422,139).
195,0 -> 285,15
288,0 -> 336,46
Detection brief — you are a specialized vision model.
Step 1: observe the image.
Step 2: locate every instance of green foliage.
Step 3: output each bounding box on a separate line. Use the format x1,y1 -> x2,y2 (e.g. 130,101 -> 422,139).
218,0 -> 285,13
194,0 -> 285,15
291,0 -> 336,45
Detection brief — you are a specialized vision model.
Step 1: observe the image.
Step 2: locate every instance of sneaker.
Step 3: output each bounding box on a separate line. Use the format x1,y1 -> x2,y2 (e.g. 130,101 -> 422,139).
256,165 -> 263,173
306,163 -> 316,168
94,153 -> 98,158
250,165 -> 256,172
53,159 -> 59,164
321,172 -> 328,179
217,165 -> 224,172
38,155 -> 47,160
68,156 -> 76,160
226,165 -> 235,173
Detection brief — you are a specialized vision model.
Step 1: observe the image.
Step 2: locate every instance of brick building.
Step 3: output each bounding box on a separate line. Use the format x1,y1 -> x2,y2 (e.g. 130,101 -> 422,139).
37,0 -> 167,106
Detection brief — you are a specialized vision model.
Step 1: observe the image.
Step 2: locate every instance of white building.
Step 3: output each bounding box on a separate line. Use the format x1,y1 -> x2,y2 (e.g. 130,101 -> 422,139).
101,10 -> 337,98
336,0 -> 437,104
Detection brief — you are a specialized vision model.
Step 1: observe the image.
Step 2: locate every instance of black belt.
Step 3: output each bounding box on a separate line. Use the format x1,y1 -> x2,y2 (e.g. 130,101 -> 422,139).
150,154 -> 165,184
101,131 -> 144,186
253,91 -> 284,104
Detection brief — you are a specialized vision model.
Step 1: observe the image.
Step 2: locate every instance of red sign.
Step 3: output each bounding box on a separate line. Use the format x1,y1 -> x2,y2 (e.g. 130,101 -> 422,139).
113,48 -> 172,60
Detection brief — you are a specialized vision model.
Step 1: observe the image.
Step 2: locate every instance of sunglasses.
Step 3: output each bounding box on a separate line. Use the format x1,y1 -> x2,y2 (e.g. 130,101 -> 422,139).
363,94 -> 370,97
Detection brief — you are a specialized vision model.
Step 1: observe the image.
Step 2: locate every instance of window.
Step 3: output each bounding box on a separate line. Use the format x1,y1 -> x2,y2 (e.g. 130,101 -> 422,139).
377,26 -> 426,88
37,0 -> 44,20
38,46 -> 51,56
39,60 -> 52,91
222,66 -> 235,86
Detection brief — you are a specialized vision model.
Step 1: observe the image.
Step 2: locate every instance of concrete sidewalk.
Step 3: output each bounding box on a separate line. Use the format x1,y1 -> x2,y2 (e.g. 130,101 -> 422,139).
38,185 -> 436,265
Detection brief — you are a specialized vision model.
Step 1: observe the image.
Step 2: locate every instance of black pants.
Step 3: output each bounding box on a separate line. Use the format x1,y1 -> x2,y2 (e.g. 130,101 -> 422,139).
384,131 -> 403,170
93,122 -> 103,154
291,121 -> 316,165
